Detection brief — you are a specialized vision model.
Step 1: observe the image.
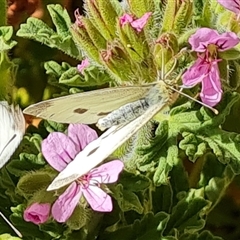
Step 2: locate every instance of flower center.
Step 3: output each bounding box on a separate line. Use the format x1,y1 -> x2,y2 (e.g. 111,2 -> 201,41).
77,173 -> 100,189
206,44 -> 218,61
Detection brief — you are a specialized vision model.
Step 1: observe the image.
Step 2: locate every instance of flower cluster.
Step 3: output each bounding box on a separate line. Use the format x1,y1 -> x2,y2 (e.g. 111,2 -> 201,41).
24,124 -> 124,224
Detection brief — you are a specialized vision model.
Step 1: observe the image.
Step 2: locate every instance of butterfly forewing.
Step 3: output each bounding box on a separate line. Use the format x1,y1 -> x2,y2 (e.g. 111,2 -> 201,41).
47,88 -> 174,190
23,86 -> 152,124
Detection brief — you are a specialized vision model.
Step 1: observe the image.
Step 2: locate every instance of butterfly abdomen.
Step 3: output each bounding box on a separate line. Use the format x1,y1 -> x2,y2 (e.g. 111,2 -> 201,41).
97,99 -> 149,130
96,84 -> 169,131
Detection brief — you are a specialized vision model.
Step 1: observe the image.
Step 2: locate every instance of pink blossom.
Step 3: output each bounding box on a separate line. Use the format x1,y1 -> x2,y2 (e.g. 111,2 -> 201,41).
119,12 -> 152,32
77,58 -> 90,74
42,124 -> 124,222
23,203 -> 51,224
74,8 -> 84,27
182,28 -> 240,106
217,0 -> 240,19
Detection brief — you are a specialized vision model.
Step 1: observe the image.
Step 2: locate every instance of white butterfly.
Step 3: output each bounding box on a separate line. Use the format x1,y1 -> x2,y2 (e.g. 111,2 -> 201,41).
23,80 -> 180,190
0,101 -> 25,169
0,101 -> 25,238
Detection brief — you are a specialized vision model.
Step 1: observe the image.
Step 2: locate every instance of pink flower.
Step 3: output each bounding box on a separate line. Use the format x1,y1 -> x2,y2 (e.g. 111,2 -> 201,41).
42,124 -> 124,222
217,0 -> 240,19
74,8 -> 84,27
23,203 -> 51,224
182,28 -> 240,107
77,58 -> 90,74
119,12 -> 152,32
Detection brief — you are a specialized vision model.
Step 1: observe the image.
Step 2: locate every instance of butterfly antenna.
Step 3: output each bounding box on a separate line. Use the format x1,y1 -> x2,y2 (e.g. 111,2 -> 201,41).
0,211 -> 22,238
168,85 -> 219,114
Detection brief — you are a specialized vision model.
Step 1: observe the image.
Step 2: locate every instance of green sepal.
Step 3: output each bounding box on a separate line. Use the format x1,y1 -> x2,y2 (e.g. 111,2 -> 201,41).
161,0 -> 177,33
16,169 -> 54,198
97,0 -> 119,38
117,21 -> 149,62
84,0 -> 113,41
173,0 -> 193,35
70,24 -> 101,64
66,204 -> 89,230
153,33 -> 179,70
81,17 -> 107,50
128,0 -> 155,18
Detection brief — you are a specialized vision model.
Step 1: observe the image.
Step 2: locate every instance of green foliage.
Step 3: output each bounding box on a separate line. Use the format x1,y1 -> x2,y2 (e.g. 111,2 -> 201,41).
2,0 -> 240,239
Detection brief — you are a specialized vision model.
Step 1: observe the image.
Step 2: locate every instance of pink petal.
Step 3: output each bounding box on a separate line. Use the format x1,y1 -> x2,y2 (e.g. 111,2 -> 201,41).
131,12 -> 152,32
42,133 -> 79,171
90,160 -> 124,184
189,28 -> 219,52
218,0 -> 240,15
119,13 -> 134,26
77,58 -> 90,74
200,63 -> 222,107
213,32 -> 240,51
189,28 -> 240,52
82,185 -> 112,212
24,203 -> 50,225
74,8 -> 84,27
52,182 -> 82,222
68,124 -> 98,151
182,58 -> 208,86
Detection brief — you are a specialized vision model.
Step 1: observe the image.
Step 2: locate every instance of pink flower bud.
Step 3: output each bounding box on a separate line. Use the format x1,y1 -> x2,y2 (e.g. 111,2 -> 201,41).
24,203 -> 51,225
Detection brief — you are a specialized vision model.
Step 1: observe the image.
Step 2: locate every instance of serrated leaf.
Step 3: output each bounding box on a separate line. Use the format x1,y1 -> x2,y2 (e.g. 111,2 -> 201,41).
114,185 -> 144,214
17,15 -> 80,59
47,4 -> 72,38
0,26 -> 17,51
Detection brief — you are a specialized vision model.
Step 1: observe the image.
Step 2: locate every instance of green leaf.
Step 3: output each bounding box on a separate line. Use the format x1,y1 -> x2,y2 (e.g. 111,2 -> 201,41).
17,6 -> 80,59
99,212 -> 170,240
0,234 -> 21,240
163,190 -> 209,235
114,185 -> 144,214
0,26 -> 17,51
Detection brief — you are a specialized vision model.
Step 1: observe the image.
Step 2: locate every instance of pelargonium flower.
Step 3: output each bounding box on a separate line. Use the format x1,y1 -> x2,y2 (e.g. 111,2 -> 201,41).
42,124 -> 124,222
182,28 -> 240,107
23,203 -> 51,224
217,0 -> 240,20
77,58 -> 90,74
119,12 -> 152,32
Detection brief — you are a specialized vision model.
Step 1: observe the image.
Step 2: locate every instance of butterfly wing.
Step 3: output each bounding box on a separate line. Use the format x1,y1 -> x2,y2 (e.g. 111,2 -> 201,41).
0,102 -> 25,168
47,97 -> 170,190
23,86 -> 152,124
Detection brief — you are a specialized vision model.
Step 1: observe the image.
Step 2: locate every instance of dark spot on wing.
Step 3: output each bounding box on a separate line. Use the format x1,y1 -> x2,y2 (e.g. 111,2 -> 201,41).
74,108 -> 88,114
87,146 -> 99,156
97,111 -> 111,116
